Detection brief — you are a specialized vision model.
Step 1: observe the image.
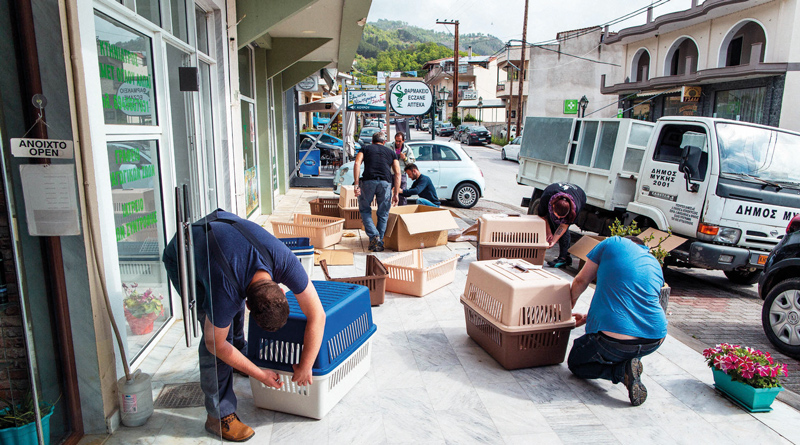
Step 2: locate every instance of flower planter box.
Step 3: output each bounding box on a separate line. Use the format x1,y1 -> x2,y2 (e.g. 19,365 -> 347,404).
0,409 -> 52,445
712,368 -> 783,412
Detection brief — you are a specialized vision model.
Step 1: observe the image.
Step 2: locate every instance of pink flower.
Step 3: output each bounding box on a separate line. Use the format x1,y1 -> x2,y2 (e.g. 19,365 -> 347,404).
756,365 -> 771,377
703,348 -> 716,358
722,355 -> 738,371
741,368 -> 755,379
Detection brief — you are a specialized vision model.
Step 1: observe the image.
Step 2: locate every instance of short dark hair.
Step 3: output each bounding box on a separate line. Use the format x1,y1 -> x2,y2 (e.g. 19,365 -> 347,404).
395,131 -> 406,141
624,235 -> 645,245
372,132 -> 386,144
552,197 -> 571,218
404,163 -> 418,172
246,279 -> 290,332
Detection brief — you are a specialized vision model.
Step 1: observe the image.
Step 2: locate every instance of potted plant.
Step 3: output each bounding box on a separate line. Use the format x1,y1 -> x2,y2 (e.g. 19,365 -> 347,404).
703,343 -> 787,412
122,283 -> 164,336
609,219 -> 673,312
0,394 -> 54,445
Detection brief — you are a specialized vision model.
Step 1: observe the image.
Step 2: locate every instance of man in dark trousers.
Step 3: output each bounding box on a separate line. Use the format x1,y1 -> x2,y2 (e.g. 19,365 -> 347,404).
353,131 -> 401,252
567,235 -> 667,406
401,163 -> 440,207
535,182 -> 586,268
163,210 -> 325,441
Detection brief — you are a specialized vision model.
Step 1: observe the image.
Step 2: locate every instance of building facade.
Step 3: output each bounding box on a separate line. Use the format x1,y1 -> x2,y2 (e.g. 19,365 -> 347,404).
0,0 -> 370,441
601,0 -> 800,131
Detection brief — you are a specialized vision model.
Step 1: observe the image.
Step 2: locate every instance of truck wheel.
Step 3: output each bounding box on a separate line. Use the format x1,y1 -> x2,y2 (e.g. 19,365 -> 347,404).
527,198 -> 540,216
762,278 -> 800,358
453,183 -> 480,208
724,269 -> 762,285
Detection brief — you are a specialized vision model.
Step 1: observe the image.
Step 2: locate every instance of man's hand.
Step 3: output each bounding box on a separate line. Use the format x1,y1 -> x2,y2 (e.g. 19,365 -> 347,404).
255,368 -> 284,389
292,364 -> 313,386
573,313 -> 588,327
354,185 -> 361,197
392,193 -> 399,206
400,152 -> 407,161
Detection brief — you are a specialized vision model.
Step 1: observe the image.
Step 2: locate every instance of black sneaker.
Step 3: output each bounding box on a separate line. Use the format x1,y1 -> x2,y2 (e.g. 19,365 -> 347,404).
368,237 -> 378,251
551,257 -> 572,268
374,240 -> 385,252
623,358 -> 647,406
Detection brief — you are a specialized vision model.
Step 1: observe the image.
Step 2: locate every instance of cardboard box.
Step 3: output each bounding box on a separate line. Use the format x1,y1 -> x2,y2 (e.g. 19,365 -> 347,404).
568,229 -> 686,267
384,205 -> 459,251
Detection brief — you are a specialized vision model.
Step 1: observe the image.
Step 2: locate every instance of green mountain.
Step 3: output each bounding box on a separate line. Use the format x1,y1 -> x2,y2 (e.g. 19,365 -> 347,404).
353,20 -> 505,82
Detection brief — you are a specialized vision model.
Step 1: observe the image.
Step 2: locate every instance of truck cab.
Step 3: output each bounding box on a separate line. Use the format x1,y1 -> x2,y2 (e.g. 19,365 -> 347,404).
516,116 -> 800,284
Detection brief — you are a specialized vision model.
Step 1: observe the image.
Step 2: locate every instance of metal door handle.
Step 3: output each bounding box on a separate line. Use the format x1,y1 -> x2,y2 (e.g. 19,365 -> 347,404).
183,184 -> 199,339
175,187 -> 200,347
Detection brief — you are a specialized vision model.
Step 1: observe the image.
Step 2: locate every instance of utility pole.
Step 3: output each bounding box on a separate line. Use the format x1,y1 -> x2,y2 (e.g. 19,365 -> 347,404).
437,19 -> 459,122
504,44 -> 512,143
516,0 -> 529,137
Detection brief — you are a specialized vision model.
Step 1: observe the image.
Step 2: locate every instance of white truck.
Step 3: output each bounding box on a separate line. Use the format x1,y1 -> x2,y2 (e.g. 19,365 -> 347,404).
516,116 -> 800,284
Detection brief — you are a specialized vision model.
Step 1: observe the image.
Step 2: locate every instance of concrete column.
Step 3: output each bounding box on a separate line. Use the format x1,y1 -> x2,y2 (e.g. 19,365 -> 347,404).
254,47 -> 274,214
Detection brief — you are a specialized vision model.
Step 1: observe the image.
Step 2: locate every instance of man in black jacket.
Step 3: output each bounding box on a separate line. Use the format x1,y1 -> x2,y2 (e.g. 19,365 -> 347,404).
401,164 -> 440,207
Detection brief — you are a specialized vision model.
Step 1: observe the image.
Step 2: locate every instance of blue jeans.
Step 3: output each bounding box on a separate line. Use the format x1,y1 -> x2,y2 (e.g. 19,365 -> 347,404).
416,197 -> 439,208
567,333 -> 662,384
359,179 -> 392,240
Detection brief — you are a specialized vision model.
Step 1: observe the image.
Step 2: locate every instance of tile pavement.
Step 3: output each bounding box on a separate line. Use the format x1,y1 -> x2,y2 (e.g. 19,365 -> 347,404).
82,189 -> 800,444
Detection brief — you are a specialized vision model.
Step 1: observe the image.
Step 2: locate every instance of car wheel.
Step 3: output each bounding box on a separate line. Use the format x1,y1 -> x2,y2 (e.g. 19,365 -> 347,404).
724,269 -> 762,285
501,149 -> 507,160
453,183 -> 480,208
762,278 -> 800,358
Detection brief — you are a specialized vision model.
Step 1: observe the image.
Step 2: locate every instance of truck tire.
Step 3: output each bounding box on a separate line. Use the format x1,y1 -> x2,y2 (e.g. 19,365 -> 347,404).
761,278 -> 800,358
527,198 -> 540,216
724,269 -> 762,285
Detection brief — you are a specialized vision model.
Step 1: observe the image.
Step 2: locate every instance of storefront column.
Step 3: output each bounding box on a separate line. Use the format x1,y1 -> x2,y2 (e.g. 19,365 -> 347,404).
273,74 -> 287,195
253,47 -> 274,213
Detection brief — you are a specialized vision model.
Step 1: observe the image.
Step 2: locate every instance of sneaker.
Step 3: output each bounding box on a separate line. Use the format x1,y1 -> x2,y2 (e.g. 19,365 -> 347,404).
368,237 -> 378,251
623,358 -> 647,406
374,240 -> 385,252
205,413 -> 255,442
551,257 -> 572,268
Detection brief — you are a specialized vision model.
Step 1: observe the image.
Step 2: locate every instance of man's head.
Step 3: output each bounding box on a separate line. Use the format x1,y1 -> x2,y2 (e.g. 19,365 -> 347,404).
372,131 -> 386,144
245,279 -> 290,332
404,163 -> 420,180
552,197 -> 572,220
394,132 -> 405,144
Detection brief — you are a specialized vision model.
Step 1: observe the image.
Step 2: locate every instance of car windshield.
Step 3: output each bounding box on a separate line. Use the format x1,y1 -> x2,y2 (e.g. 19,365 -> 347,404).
360,127 -> 380,137
472,126 -> 488,132
716,122 -> 800,186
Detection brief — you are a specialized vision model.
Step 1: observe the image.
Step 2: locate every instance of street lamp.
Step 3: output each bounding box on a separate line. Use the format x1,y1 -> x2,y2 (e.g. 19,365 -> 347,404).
438,86 -> 449,121
579,95 -> 589,118
477,96 -> 483,125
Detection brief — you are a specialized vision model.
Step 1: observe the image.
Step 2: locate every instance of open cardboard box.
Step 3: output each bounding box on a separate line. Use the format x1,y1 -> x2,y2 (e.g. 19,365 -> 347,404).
568,228 -> 686,269
384,205 -> 459,251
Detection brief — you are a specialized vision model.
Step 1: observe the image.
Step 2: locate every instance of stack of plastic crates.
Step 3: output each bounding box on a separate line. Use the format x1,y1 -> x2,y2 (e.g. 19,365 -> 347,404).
337,185 -> 376,229
279,237 -> 314,278
309,198 -> 340,218
272,214 -> 345,248
320,255 -> 388,306
246,281 -> 376,419
382,250 -> 458,297
460,259 -> 575,369
477,214 -> 548,265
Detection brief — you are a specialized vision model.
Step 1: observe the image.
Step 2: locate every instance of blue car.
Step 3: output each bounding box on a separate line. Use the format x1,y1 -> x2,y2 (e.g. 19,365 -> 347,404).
298,132 -> 361,151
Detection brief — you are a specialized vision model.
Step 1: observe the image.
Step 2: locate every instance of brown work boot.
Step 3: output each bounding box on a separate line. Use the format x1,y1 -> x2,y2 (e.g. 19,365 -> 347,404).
205,413 -> 255,442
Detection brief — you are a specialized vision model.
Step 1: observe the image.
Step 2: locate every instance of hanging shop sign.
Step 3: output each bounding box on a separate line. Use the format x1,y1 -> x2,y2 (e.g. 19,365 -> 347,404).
388,81 -> 433,116
346,90 -> 386,111
564,99 -> 579,115
682,86 -> 702,102
463,90 -> 478,100
297,75 -> 319,92
10,138 -> 74,159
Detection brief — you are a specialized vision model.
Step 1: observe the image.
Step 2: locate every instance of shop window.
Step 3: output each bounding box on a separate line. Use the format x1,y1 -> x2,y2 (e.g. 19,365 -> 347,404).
663,96 -> 699,117
107,140 -> 172,360
136,0 -> 161,26
714,87 -> 767,124
238,47 -> 253,99
195,5 -> 209,55
95,13 -> 157,126
242,101 -> 258,216
632,100 -> 651,121
170,0 -> 189,43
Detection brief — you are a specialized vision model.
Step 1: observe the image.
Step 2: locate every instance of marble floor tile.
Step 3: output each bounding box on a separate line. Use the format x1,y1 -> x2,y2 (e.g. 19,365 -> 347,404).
502,432 -> 563,445
434,405 -> 505,445
372,343 -> 424,389
473,381 -> 554,436
751,401 -> 800,444
512,366 -> 584,405
651,373 -> 753,423
371,320 -> 410,348
407,330 -> 462,370
607,426 -> 677,445
420,365 -> 483,411
269,412 -> 329,445
454,345 -> 517,384
380,388 -> 445,444
713,419 -> 794,444
327,412 -> 387,445
438,318 -> 474,349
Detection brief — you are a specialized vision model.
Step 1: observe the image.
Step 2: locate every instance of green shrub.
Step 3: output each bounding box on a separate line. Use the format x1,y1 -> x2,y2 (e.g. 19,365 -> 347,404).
463,113 -> 477,122
450,115 -> 461,127
492,135 -> 508,146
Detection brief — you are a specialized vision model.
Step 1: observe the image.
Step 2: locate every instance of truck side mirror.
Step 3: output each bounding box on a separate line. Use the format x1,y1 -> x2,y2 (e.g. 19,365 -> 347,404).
679,146 -> 701,193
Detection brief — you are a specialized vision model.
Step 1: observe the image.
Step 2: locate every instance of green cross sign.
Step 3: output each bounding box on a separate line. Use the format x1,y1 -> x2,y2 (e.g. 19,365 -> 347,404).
564,99 -> 579,115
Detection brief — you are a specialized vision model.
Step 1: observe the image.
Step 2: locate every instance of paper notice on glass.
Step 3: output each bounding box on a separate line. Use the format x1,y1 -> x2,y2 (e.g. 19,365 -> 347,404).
20,164 -> 81,236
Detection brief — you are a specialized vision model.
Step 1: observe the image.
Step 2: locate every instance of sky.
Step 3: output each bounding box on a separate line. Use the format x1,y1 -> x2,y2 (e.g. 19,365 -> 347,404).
367,0 -> 696,46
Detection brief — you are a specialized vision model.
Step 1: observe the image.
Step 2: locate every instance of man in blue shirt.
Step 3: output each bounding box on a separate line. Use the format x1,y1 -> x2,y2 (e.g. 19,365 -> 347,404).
163,210 -> 325,441
567,235 -> 667,406
401,163 -> 440,207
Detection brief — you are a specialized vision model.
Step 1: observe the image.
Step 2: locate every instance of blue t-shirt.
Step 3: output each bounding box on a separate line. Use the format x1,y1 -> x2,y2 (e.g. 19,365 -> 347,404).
585,236 -> 667,339
163,210 -> 308,329
401,174 -> 440,205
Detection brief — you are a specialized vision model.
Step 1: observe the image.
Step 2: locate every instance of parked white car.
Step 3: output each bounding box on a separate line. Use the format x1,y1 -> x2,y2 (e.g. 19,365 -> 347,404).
501,136 -> 523,163
333,141 -> 485,208
499,125 -> 517,140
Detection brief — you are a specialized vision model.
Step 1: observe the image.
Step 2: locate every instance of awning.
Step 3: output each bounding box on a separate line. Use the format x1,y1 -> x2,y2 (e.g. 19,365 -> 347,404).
298,95 -> 342,112
633,87 -> 681,99
457,98 -> 506,108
